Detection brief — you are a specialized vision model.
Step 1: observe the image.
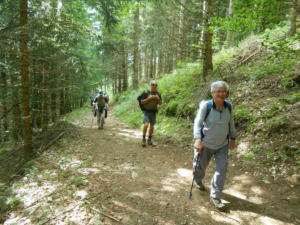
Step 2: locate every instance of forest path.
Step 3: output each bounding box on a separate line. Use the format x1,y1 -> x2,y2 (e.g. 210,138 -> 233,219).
3,110 -> 299,225
67,111 -> 299,225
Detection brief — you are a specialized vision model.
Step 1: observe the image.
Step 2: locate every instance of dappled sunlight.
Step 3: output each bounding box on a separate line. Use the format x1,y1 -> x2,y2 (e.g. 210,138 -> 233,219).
223,189 -> 248,200
236,141 -> 250,157
77,167 -> 100,175
117,128 -> 141,139
58,158 -> 83,170
14,181 -> 59,207
177,168 -> 192,179
258,216 -> 294,225
112,200 -> 140,214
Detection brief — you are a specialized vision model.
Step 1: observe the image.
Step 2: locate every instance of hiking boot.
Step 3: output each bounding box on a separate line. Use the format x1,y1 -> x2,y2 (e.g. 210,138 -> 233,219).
147,139 -> 153,146
141,139 -> 146,147
195,181 -> 205,191
210,197 -> 226,211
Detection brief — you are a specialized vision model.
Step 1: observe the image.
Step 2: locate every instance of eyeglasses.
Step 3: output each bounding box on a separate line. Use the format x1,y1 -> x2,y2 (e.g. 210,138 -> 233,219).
214,90 -> 227,94
151,84 -> 158,87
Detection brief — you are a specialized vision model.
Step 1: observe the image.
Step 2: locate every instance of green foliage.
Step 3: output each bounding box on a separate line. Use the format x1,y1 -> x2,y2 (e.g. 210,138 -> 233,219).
233,105 -> 255,124
64,106 -> 90,122
280,93 -> 300,104
266,115 -> 289,132
262,102 -> 286,119
71,176 -> 84,187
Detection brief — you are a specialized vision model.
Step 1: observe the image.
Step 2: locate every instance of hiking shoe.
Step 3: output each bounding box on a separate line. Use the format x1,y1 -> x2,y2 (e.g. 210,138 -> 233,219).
210,197 -> 226,211
147,139 -> 153,146
195,181 -> 205,191
141,139 -> 146,147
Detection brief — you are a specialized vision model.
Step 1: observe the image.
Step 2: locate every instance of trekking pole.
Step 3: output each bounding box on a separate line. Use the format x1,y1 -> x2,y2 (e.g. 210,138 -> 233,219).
189,154 -> 201,199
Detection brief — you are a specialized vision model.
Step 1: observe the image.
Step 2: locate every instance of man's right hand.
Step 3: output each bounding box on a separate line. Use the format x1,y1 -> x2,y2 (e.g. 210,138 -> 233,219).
194,139 -> 203,153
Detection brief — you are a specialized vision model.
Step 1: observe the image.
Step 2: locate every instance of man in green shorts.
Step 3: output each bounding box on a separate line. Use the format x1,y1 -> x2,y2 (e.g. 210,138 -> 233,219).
137,80 -> 162,147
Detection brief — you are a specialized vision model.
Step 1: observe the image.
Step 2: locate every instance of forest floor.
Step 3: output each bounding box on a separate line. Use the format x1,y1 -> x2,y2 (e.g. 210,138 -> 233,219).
2,111 -> 300,225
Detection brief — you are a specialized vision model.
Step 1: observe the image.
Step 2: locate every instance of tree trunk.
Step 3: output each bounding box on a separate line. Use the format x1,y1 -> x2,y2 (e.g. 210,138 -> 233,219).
289,0 -> 298,37
132,7 -> 140,89
20,0 -> 33,154
11,70 -> 22,141
226,0 -> 235,46
122,42 -> 128,91
1,72 -> 8,142
149,45 -> 154,79
178,0 -> 186,61
144,47 -> 149,81
41,65 -> 48,132
158,42 -> 163,77
202,0 -> 214,79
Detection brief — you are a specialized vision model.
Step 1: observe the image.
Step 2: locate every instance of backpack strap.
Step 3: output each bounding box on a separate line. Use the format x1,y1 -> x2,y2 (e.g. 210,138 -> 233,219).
204,99 -> 214,122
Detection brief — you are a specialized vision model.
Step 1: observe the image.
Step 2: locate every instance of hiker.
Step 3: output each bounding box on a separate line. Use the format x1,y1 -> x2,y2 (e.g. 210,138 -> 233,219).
193,81 -> 236,211
137,80 -> 162,147
93,91 -> 109,129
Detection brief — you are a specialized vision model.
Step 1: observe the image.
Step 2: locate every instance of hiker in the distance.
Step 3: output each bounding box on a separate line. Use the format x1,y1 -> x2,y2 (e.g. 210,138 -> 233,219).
137,80 -> 162,147
193,81 -> 236,211
93,91 -> 109,130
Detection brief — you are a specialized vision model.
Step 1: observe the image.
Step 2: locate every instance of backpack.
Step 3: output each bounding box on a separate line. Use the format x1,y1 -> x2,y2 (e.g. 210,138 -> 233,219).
137,91 -> 146,111
97,95 -> 106,108
200,99 -> 232,139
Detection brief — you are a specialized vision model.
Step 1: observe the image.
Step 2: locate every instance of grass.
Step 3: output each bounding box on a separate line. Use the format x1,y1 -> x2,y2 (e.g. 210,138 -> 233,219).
63,104 -> 90,122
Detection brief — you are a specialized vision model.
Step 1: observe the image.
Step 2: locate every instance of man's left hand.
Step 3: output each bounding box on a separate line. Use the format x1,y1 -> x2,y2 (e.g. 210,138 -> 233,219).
229,139 -> 236,150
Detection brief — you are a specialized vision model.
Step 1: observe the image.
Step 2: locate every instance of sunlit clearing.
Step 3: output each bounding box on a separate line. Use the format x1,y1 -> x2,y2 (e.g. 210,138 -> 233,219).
177,168 -> 192,178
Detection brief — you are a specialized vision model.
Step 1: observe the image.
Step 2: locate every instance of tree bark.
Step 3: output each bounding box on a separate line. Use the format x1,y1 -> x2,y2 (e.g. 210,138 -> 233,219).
226,0 -> 235,46
202,0 -> 214,79
178,0 -> 186,61
1,72 -> 8,142
132,6 -> 140,89
289,0 -> 298,37
121,42 -> 128,91
20,0 -> 33,154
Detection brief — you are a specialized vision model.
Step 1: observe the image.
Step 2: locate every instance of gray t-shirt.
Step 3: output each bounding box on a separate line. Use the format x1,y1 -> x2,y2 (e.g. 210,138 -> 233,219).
194,100 -> 236,150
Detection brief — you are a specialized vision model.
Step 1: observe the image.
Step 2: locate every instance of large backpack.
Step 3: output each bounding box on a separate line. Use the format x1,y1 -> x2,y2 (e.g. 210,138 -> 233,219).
137,91 -> 146,111
200,99 -> 232,139
97,95 -> 106,108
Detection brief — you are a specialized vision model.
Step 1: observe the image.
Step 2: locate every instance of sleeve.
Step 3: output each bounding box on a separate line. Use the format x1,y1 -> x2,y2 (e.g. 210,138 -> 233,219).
93,95 -> 98,103
229,105 -> 236,140
193,101 -> 207,139
158,92 -> 162,100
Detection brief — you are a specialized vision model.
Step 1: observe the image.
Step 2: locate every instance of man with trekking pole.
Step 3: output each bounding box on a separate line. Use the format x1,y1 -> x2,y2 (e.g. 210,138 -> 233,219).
192,81 -> 236,211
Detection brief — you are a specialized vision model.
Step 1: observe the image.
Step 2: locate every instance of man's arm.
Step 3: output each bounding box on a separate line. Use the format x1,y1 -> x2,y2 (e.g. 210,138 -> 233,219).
194,101 -> 207,153
229,106 -> 236,149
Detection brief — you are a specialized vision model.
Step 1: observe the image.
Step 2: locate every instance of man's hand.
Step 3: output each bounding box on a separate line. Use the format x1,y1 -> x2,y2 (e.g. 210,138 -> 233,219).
229,139 -> 236,150
194,139 -> 203,153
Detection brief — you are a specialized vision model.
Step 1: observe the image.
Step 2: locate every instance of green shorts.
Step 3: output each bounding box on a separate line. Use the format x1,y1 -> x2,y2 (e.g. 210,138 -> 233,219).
143,111 -> 156,125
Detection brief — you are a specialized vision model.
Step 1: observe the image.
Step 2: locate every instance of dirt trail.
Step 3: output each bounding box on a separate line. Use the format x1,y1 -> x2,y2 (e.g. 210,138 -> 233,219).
71,111 -> 299,225
3,111 -> 299,225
